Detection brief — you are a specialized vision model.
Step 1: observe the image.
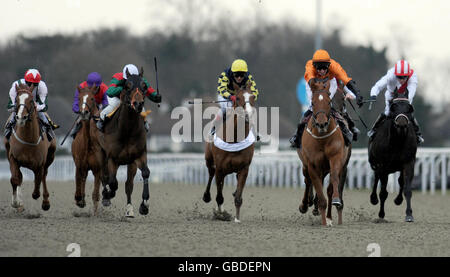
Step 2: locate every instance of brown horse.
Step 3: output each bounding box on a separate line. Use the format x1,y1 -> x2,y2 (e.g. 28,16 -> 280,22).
3,83 -> 56,211
297,78 -> 351,226
71,85 -> 106,214
97,68 -> 150,217
203,82 -> 256,223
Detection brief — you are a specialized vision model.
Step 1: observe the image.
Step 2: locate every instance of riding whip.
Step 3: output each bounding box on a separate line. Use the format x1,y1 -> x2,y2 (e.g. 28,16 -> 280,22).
341,89 -> 369,130
60,114 -> 80,146
154,57 -> 161,108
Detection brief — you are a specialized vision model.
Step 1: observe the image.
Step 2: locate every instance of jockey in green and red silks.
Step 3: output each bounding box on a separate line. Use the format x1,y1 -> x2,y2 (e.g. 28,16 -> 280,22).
97,64 -> 161,131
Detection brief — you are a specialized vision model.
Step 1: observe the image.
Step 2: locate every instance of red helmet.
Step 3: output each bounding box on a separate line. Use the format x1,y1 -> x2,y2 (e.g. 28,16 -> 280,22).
24,69 -> 41,83
394,60 -> 412,77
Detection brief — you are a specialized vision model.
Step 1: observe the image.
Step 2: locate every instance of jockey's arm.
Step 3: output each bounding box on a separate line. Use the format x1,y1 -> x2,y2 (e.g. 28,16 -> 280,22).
217,72 -> 232,99
73,87 -> 80,113
370,70 -> 389,100
36,81 -> 48,112
407,72 -> 418,103
8,81 -> 18,110
248,74 -> 259,100
100,83 -> 109,108
143,77 -> 161,103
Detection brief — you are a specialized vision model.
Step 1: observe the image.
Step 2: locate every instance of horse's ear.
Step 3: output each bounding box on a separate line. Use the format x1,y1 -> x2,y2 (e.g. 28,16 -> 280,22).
126,68 -> 131,79
139,66 -> 144,77
77,85 -> 82,92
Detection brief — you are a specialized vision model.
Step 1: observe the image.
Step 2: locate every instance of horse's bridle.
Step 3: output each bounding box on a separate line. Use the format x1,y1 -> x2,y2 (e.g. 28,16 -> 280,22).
15,90 -> 35,122
311,89 -> 332,129
391,98 -> 411,125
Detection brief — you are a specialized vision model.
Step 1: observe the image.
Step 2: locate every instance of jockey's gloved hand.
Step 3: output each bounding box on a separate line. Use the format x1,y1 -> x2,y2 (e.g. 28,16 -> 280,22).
370,95 -> 377,101
7,106 -> 15,113
153,94 -> 162,103
356,95 -> 364,108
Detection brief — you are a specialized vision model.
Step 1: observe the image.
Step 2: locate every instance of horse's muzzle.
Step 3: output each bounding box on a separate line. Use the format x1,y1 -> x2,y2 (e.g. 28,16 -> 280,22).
132,101 -> 144,113
81,110 -> 90,120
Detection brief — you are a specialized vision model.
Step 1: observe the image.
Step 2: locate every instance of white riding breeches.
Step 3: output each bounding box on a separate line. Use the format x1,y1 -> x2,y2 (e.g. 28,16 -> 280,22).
100,96 -> 121,120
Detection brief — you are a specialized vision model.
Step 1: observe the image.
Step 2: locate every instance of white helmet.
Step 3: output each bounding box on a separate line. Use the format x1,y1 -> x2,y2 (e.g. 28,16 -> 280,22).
122,64 -> 139,79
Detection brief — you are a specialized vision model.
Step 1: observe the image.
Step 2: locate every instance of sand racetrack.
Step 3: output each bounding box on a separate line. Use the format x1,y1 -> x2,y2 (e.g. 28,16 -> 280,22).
0,179 -> 449,257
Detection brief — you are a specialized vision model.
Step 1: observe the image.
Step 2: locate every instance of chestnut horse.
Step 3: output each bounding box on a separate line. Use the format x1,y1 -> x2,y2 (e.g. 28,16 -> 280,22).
203,82 -> 256,223
71,85 -> 106,214
97,67 -> 150,218
3,83 -> 56,211
297,78 -> 351,226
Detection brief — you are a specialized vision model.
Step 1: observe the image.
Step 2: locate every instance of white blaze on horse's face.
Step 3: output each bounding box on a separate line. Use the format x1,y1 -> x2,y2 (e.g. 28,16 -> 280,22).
319,95 -> 324,101
244,92 -> 253,117
17,93 -> 30,126
81,95 -> 88,111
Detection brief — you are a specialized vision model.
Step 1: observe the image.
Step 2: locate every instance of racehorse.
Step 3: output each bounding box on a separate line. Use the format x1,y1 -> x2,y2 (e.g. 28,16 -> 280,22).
71,85 -> 106,214
368,97 -> 417,222
97,67 -> 150,217
203,82 -> 256,223
3,83 -> 56,211
297,78 -> 351,226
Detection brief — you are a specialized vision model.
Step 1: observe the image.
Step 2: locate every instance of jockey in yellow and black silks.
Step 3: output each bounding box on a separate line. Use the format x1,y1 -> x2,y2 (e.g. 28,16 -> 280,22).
211,59 -> 259,139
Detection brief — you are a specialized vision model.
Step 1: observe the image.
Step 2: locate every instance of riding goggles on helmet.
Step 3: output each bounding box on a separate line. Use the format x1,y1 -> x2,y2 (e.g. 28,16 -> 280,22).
313,62 -> 330,70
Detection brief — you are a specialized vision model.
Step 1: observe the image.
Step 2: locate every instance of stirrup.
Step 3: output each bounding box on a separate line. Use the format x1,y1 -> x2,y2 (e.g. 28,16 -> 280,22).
96,120 -> 104,131
367,129 -> 375,138
417,135 -> 424,144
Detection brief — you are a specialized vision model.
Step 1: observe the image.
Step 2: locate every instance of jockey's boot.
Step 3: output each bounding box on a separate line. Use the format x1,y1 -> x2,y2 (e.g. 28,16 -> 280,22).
46,126 -> 55,141
367,113 -> 387,138
412,117 -> 424,144
344,112 -> 360,141
289,110 -> 312,149
70,121 -> 82,139
4,116 -> 16,140
336,119 -> 353,146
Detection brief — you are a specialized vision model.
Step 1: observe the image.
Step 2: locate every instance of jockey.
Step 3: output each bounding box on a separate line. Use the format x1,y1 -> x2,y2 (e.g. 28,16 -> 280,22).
211,59 -> 259,139
289,49 -> 364,148
97,64 -> 161,131
70,72 -> 109,138
368,60 -> 424,144
5,69 -> 59,141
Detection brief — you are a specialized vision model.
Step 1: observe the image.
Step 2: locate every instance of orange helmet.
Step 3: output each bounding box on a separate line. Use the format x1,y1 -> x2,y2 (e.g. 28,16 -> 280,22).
312,49 -> 331,62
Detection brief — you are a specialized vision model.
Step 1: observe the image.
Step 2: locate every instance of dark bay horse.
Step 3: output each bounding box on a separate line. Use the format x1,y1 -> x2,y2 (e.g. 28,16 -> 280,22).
3,83 -> 56,211
71,85 -> 106,214
368,98 -> 417,222
97,67 -> 150,218
203,82 -> 256,223
297,78 -> 351,226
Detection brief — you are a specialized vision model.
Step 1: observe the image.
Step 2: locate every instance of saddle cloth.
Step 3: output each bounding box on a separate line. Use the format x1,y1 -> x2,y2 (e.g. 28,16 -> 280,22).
213,129 -> 255,152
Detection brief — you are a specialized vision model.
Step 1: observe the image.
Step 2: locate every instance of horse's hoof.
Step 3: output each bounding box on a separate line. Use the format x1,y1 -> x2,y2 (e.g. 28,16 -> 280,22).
32,192 -> 40,200
326,218 -> 333,227
332,198 -> 342,208
42,202 -> 50,211
312,209 -> 320,216
126,204 -> 135,218
378,211 -> 385,219
370,194 -> 379,205
102,199 -> 111,207
405,215 -> 414,222
394,196 -> 403,206
203,192 -> 211,203
234,217 -> 241,223
139,203 -> 149,215
76,200 -> 86,208
299,204 -> 308,214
